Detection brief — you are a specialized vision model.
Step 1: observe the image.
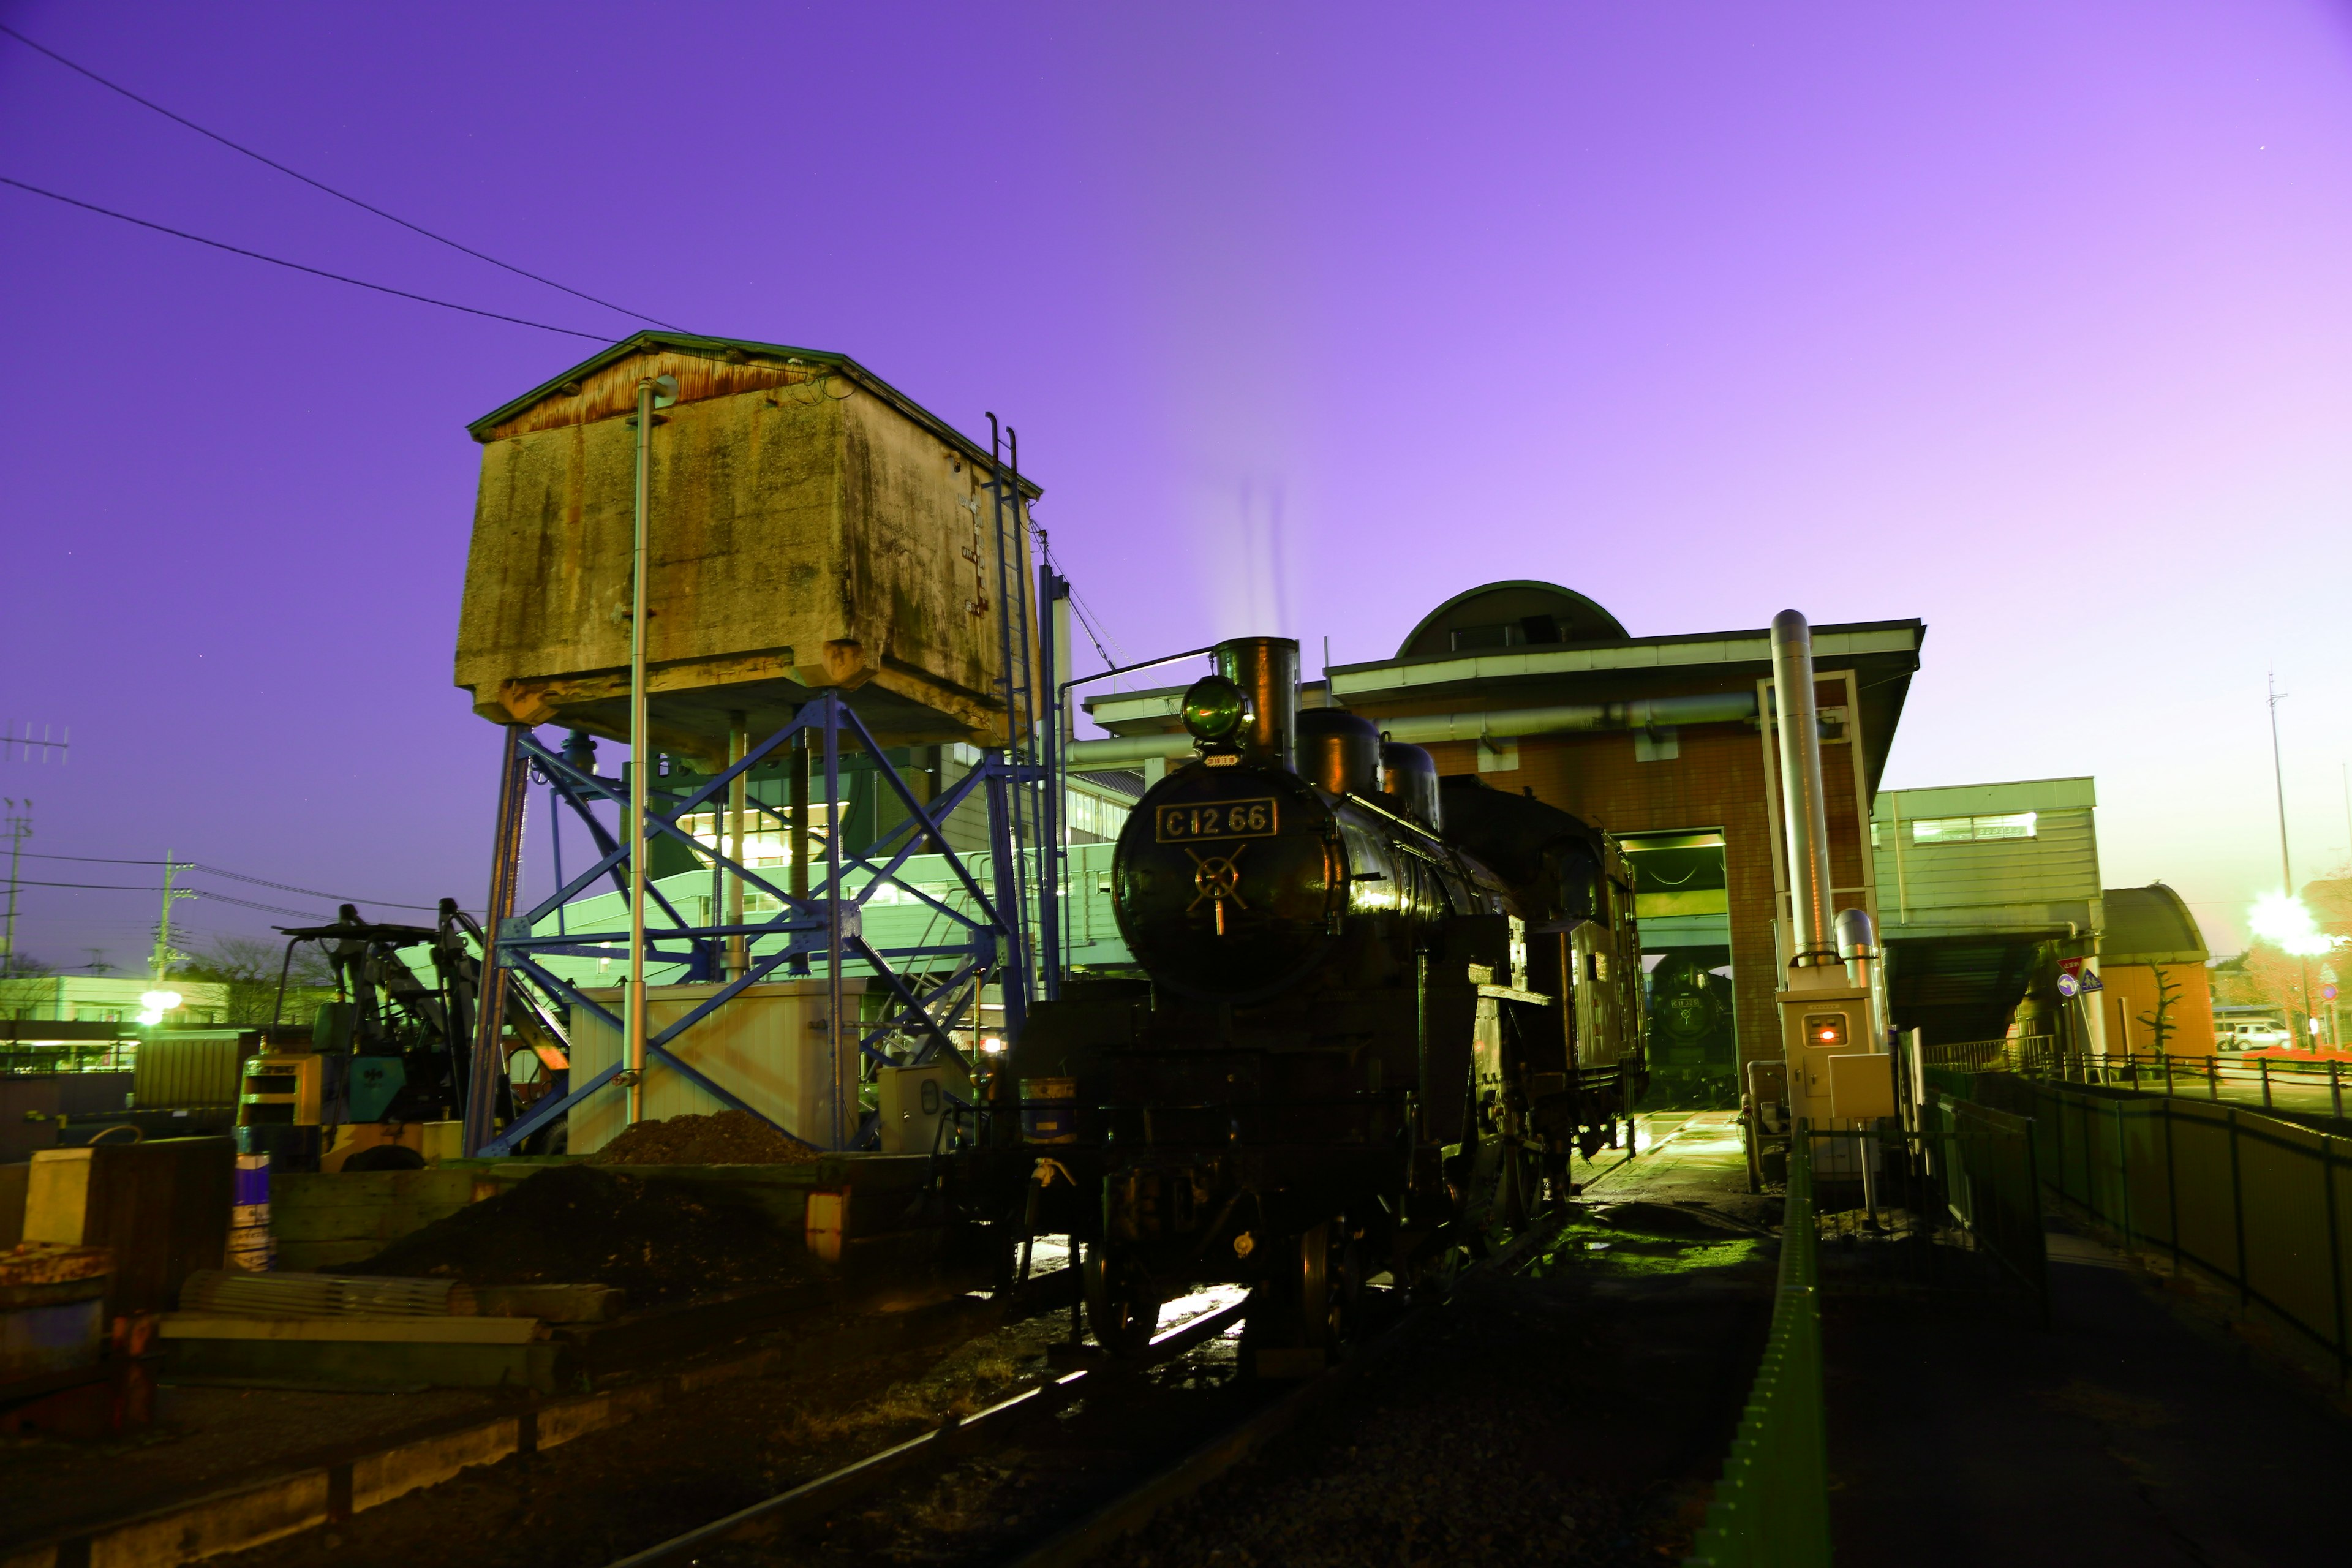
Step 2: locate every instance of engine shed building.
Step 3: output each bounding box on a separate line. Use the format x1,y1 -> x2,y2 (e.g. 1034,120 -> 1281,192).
1079,582 -> 1926,1097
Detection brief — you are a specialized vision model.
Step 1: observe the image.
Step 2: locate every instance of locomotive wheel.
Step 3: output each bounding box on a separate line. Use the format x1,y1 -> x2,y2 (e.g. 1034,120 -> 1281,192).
1083,1248 -> 1161,1356
1297,1222 -> 1366,1348
1318,1229 -> 1366,1349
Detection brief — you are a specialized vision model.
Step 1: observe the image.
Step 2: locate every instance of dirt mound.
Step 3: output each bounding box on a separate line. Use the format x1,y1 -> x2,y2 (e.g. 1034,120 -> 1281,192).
587,1109 -> 821,1166
345,1164 -> 805,1308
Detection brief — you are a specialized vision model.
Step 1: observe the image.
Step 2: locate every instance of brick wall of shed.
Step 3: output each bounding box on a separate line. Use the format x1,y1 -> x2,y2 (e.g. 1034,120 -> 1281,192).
1412,679 -> 1873,1076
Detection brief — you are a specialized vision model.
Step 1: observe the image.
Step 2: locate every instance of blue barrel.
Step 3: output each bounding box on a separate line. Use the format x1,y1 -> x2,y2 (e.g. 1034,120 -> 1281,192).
1020,1078 -> 1079,1144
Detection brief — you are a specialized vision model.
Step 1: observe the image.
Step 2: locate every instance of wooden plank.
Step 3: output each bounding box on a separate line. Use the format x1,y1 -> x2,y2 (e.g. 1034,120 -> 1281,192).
266,1203 -> 467,1243
270,1170 -> 475,1208
159,1313 -> 543,1344
162,1338 -> 560,1393
273,1242 -> 380,1273
351,1417 -> 521,1510
87,1469 -> 330,1568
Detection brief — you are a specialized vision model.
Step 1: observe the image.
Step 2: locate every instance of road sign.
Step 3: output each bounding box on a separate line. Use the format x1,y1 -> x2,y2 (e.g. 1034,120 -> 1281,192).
2326,985 -> 2339,1002
2057,972 -> 2080,998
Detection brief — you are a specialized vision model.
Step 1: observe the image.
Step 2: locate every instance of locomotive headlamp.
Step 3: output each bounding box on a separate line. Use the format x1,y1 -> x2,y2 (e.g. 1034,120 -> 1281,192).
1180,675 -> 1248,744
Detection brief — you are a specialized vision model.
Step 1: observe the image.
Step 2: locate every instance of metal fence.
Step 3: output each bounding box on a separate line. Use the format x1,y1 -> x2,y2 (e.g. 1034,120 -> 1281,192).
1685,1118 -> 1830,1568
1959,1074 -> 2352,1380
1928,1094 -> 2047,1321
1920,1035 -> 2056,1074
2034,1049 -> 2350,1122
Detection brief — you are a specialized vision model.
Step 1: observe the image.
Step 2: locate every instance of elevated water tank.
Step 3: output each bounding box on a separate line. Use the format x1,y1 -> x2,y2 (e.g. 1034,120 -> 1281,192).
455,332 -> 1041,758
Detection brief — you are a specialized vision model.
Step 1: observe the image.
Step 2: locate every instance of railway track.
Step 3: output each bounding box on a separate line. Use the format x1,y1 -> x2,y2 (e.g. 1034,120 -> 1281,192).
603,1215 -> 1574,1568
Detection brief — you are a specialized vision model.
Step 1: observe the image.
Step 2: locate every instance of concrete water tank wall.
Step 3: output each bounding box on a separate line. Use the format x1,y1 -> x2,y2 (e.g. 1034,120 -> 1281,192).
456,333 -> 1040,759
567,979 -> 867,1152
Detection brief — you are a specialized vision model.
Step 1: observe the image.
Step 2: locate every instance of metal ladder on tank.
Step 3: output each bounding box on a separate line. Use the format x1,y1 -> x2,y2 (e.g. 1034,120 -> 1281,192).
983,416 -> 1057,1022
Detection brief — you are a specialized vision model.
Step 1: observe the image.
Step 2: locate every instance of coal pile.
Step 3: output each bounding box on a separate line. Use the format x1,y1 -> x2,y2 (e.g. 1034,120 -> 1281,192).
589,1109 -> 821,1167
345,1164 -> 805,1308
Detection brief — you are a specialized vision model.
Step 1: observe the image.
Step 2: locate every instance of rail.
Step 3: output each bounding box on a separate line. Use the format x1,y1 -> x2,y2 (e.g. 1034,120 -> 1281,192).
1685,1118 -> 1830,1568
603,1215 -> 1574,1568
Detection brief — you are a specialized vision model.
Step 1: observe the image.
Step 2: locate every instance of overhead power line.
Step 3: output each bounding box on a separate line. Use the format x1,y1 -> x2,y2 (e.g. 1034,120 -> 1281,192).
0,176 -> 609,341
0,22 -> 677,330
17,850 -> 445,911
192,863 -> 442,913
18,851 -> 160,865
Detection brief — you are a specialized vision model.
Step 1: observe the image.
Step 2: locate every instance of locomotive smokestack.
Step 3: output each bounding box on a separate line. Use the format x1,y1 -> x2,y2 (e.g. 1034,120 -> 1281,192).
1213,636 -> 1300,771
1770,609 -> 1838,967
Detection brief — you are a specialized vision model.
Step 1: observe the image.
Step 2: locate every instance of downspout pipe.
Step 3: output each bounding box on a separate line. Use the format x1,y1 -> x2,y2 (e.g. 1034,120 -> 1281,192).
1065,690 -> 1759,768
1771,609 -> 1838,967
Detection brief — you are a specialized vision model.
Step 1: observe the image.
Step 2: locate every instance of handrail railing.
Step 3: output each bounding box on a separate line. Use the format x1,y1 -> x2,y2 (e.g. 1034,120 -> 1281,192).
1920,1035 -> 2056,1072
1685,1118 -> 1830,1567
2016,1048 -> 2350,1120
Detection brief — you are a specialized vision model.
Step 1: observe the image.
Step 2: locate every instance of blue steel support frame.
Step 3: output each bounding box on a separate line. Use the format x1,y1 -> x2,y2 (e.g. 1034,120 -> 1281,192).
478,690 -> 1042,1156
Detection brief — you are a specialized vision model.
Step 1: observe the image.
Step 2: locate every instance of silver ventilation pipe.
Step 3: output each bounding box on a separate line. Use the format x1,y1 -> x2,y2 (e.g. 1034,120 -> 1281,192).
1771,609 -> 1838,967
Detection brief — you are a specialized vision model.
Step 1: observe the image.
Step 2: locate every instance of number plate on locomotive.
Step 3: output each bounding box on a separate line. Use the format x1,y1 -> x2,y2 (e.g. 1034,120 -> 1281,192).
1155,798 -> 1278,842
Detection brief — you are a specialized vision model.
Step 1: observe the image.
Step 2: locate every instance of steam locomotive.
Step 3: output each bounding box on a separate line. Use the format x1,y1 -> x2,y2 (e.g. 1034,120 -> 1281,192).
989,636 -> 1645,1358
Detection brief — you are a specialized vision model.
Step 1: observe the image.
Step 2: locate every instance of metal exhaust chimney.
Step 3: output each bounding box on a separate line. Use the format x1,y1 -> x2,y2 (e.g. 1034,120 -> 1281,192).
1770,609 -> 1838,968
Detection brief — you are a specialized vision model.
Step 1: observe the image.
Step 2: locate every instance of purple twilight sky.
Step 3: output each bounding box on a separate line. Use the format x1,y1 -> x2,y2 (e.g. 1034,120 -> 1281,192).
2,0 -> 2348,968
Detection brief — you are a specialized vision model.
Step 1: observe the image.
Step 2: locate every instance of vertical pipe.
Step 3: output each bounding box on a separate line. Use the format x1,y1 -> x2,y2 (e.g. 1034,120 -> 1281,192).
1008,434 -> 1042,1011
627,376 -> 655,1128
984,766 -> 1029,1040
1036,560 -> 1066,1002
982,415 -> 1031,1023
726,713 -> 748,979
1414,949 -> 1430,1150
1768,611 -> 1836,965
465,724 -> 530,1155
824,694 -> 845,1150
790,725 -> 810,975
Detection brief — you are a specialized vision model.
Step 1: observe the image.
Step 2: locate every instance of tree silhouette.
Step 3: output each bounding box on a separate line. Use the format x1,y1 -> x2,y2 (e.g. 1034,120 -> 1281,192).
2136,964 -> 2182,1056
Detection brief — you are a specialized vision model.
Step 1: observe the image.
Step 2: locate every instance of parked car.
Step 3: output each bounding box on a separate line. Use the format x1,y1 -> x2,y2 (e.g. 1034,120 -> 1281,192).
2217,1021 -> 2292,1052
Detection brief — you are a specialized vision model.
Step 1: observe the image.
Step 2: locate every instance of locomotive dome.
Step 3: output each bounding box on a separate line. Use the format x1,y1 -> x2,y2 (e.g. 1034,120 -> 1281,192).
1396,581 -> 1629,658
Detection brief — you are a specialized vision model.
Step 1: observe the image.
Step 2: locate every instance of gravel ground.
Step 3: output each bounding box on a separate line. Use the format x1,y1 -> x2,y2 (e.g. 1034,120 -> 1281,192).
1091,1206 -> 1774,1568
205,1300 -> 1079,1568
199,1204 -> 1770,1568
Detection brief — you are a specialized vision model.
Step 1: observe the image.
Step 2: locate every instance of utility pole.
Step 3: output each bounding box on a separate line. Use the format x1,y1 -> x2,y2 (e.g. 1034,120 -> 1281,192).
1,799 -> 29,975
2268,673 -> 2311,1049
149,848 -> 195,982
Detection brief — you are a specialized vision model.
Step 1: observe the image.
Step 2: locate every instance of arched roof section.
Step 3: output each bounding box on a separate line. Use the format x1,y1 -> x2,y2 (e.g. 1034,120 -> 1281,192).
1396,581 -> 1629,659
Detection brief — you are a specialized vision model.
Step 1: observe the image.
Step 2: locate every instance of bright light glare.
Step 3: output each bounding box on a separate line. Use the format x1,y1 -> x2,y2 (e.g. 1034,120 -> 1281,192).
134,1009 -> 162,1025
980,1037 -> 1005,1054
139,989 -> 182,1011
2249,893 -> 2337,957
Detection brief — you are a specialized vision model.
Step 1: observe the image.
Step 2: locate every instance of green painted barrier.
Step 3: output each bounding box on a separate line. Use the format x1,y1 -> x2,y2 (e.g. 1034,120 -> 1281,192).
1685,1118 -> 1831,1567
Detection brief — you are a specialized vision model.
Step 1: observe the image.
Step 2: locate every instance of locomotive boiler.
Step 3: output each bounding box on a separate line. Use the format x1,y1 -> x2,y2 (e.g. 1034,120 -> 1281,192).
992,636 -> 1645,1360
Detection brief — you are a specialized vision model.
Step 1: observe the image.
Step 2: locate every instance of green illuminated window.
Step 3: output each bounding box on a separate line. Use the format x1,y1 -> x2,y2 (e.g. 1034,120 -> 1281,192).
1910,812 -> 2037,844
